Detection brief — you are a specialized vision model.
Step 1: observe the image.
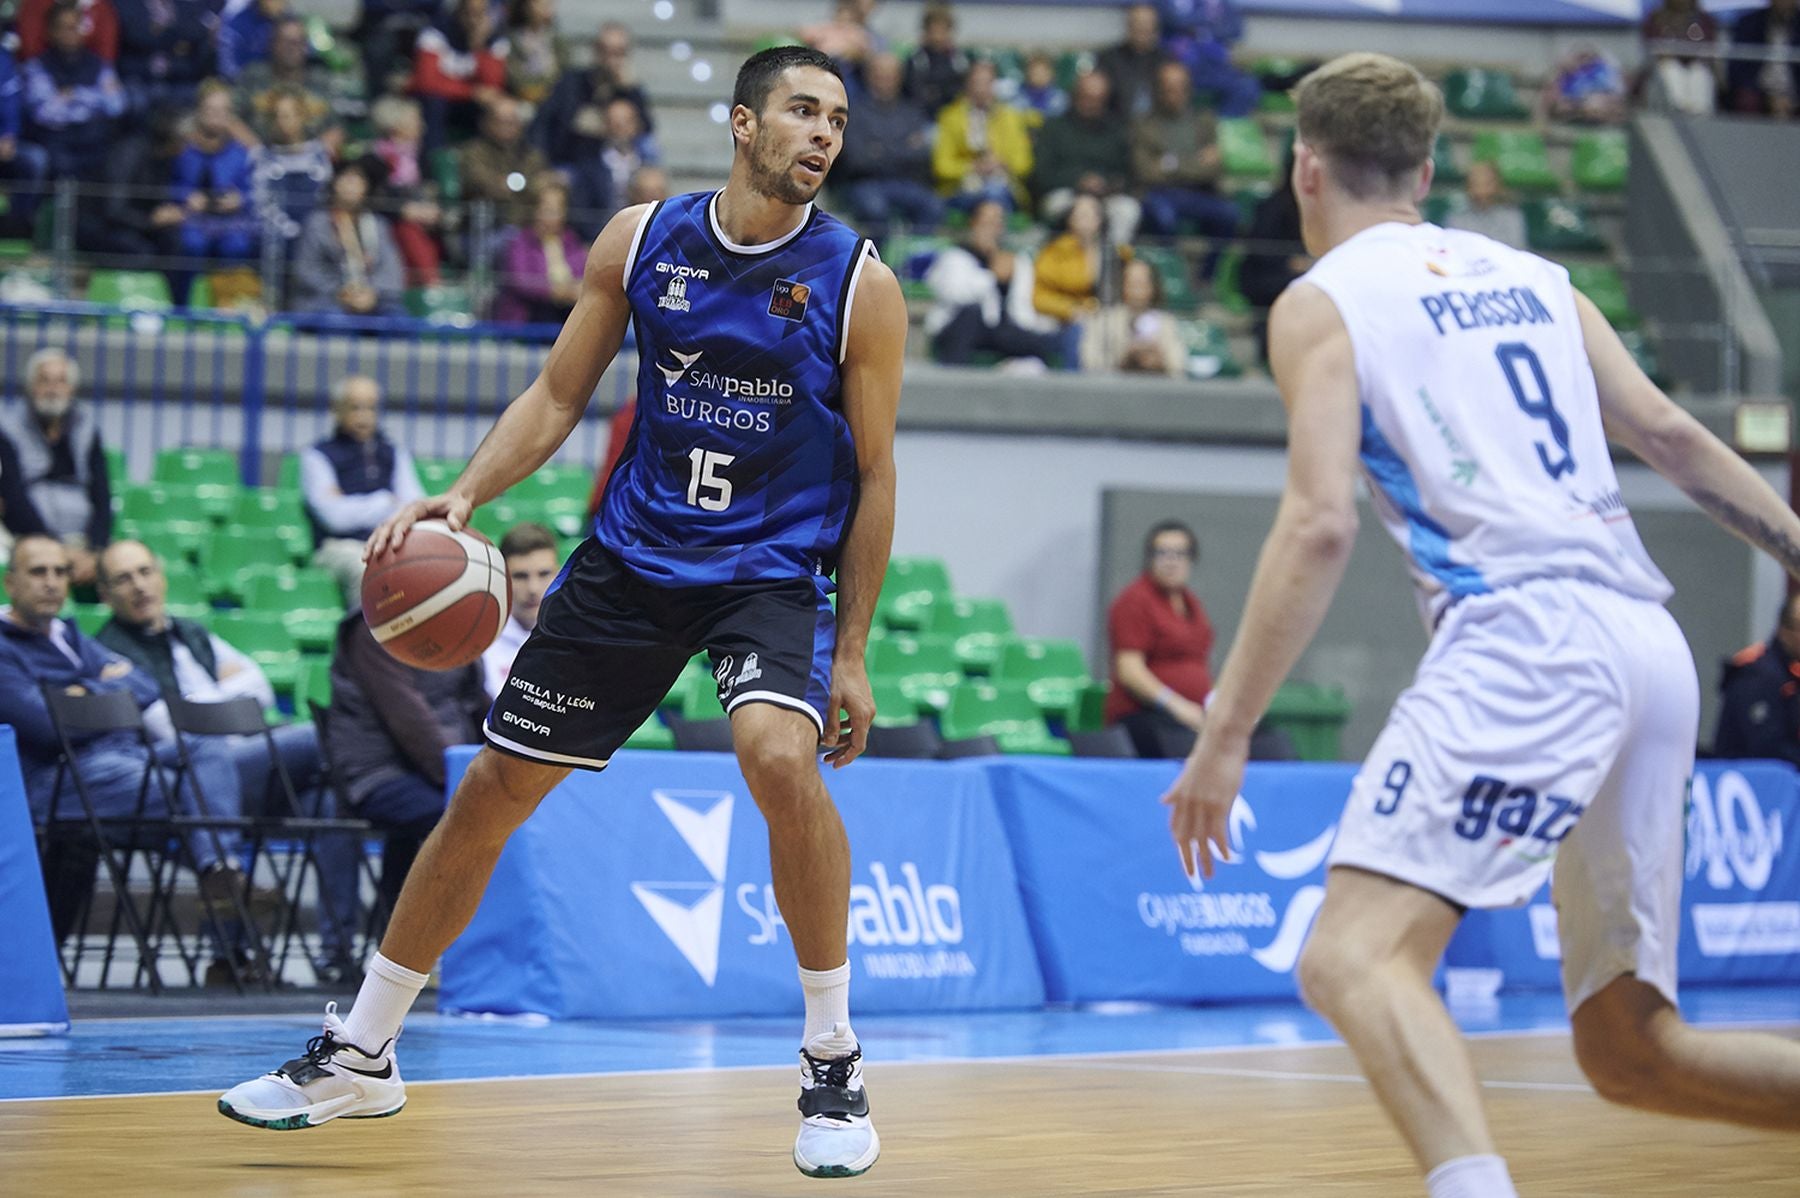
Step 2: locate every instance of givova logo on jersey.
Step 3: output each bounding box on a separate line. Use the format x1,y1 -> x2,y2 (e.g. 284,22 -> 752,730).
654,260 -> 707,313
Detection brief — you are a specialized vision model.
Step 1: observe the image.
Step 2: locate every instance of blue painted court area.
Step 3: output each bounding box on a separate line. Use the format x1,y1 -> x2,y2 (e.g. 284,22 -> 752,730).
5,986 -> 1800,1105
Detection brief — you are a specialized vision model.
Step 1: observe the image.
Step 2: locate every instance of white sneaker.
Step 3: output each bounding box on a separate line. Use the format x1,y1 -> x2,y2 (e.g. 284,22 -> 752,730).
792,1023 -> 880,1178
217,1002 -> 406,1130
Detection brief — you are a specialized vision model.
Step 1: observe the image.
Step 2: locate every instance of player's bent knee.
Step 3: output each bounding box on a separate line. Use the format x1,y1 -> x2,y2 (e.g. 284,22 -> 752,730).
1295,935 -> 1357,1015
446,748 -> 568,835
1570,980 -> 1680,1108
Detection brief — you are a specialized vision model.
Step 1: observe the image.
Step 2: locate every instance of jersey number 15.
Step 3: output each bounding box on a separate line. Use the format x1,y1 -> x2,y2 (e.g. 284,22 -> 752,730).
686,448 -> 735,511
1496,342 -> 1576,480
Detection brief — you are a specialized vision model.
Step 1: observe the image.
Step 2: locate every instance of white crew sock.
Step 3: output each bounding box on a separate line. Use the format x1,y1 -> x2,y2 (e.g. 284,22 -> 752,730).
1425,1154 -> 1517,1198
340,952 -> 431,1053
798,961 -> 853,1049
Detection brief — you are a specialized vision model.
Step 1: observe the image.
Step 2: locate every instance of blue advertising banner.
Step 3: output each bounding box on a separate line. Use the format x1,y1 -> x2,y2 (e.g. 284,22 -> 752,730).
0,726 -> 71,1036
988,759 -> 1354,1004
1448,761 -> 1800,993
439,750 -> 1045,1019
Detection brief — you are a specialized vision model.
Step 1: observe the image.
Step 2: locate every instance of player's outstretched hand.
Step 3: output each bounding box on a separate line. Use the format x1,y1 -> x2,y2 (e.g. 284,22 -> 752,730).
823,659 -> 874,768
364,492 -> 475,562
1161,734 -> 1247,881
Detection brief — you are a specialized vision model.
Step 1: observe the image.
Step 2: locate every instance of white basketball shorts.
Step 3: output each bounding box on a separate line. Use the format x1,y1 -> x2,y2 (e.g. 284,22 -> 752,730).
1328,577 -> 1698,1010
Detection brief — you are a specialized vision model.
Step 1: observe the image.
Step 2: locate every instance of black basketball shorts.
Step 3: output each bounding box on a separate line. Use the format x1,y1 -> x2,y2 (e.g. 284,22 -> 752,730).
483,540 -> 836,769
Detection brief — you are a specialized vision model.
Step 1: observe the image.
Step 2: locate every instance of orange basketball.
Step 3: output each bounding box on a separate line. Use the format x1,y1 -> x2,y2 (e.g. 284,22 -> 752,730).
360,520 -> 511,670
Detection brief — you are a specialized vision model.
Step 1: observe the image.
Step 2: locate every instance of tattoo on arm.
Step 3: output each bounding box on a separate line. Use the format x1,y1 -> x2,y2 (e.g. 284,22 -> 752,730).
1693,486 -> 1800,575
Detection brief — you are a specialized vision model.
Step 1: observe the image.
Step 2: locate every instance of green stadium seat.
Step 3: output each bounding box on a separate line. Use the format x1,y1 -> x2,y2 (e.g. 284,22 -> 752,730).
87,269 -> 174,311
104,447 -> 128,487
245,568 -> 344,652
1421,191 -> 1466,227
870,674 -> 921,727
165,601 -> 211,625
1217,118 -> 1275,180
119,480 -> 235,527
276,452 -> 303,491
292,654 -> 334,712
1177,319 -> 1241,380
209,610 -> 301,695
940,680 -> 1071,755
926,596 -> 1015,675
116,516 -> 211,566
1442,68 -> 1530,120
161,569 -> 208,607
1431,133 -> 1466,186
1571,130 -> 1628,193
662,656 -> 720,719
66,602 -> 110,636
205,528 -> 300,602
470,500 -> 533,542
1212,245 -> 1252,317
1132,245 -> 1198,316
414,458 -> 463,492
0,238 -> 32,262
1523,198 -> 1606,254
1054,49 -> 1095,90
232,487 -> 313,560
874,556 -> 952,631
512,465 -> 591,506
992,637 -> 1092,724
868,634 -> 961,715
155,448 -> 240,487
1263,682 -> 1351,762
405,283 -> 474,326
1470,131 -> 1559,194
427,147 -> 462,204
1566,262 -> 1635,327
623,713 -> 676,750
1070,680 -> 1111,734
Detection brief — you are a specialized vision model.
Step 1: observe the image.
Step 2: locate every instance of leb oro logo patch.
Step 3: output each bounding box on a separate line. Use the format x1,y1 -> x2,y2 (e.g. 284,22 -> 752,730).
768,278 -> 810,322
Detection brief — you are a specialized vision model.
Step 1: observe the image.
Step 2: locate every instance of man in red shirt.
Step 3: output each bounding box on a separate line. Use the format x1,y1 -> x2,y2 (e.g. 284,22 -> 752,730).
1105,520 -> 1213,757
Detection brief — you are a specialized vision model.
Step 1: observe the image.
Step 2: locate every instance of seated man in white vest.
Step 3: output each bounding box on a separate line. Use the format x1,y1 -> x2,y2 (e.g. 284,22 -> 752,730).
0,348 -> 113,587
300,375 -> 424,603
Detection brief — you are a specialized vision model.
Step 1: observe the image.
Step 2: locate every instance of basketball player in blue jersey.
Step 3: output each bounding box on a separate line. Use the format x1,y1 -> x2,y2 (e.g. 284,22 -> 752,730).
218,46 -> 906,1179
1165,53 -> 1800,1198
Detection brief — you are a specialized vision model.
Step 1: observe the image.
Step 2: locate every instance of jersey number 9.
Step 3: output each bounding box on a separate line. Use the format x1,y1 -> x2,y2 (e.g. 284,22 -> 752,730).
1496,342 -> 1576,481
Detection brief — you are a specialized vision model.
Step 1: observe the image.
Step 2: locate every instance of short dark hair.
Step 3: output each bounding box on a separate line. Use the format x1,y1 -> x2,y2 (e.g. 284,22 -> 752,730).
500,522 -> 558,560
1143,520 -> 1199,567
732,45 -> 843,118
5,534 -> 65,575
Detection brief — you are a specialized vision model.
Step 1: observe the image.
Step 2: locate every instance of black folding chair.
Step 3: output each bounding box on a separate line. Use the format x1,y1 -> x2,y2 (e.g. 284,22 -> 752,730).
669,715 -> 737,753
163,694 -> 375,985
1069,726 -> 1139,759
308,700 -> 397,956
39,685 -> 253,992
866,721 -> 945,760
938,734 -> 1003,759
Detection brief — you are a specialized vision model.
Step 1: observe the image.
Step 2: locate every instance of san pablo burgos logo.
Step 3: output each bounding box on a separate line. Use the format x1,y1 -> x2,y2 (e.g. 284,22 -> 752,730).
633,788 -> 974,986
1138,797 -> 1334,972
655,260 -> 707,312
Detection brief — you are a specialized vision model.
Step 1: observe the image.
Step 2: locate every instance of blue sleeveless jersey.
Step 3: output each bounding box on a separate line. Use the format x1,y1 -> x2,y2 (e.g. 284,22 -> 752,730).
596,190 -> 875,588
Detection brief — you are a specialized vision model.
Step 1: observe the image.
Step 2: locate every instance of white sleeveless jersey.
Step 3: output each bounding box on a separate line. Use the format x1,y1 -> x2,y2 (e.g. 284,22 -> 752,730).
1298,221 -> 1671,624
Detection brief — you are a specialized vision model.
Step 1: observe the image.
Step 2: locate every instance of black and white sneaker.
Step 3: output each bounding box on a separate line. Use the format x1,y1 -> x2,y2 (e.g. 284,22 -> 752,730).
792,1023 -> 880,1178
217,1002 -> 405,1130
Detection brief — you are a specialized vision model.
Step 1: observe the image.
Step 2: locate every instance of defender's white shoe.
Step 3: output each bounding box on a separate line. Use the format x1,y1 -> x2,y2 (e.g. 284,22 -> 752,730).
793,1023 -> 880,1178
218,1002 -> 406,1130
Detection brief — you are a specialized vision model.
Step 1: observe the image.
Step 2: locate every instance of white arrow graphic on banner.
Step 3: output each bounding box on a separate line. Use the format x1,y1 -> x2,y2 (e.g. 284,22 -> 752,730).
631,884 -> 725,986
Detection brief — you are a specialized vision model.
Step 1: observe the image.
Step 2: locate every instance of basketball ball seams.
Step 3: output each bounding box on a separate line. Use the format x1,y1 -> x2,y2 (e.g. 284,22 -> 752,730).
361,518 -> 508,669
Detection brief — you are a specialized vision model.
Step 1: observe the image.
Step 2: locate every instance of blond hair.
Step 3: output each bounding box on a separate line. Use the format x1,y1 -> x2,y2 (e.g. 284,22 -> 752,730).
1293,52 -> 1443,201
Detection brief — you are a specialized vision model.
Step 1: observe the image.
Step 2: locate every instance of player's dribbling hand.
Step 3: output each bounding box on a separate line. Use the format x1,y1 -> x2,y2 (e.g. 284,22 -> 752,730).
1161,734 -> 1248,881
364,492 -> 475,562
823,659 -> 874,768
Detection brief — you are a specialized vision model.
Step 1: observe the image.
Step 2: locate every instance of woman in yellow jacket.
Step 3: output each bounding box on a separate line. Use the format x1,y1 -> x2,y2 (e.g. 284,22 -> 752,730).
1032,193 -> 1105,323
932,59 -> 1035,211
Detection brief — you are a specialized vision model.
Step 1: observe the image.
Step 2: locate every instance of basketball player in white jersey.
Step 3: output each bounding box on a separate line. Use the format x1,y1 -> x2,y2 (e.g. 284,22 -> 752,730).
1165,53 -> 1800,1197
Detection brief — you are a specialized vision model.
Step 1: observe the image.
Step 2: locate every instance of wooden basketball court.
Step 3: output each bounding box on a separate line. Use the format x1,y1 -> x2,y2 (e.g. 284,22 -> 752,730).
7,1031 -> 1798,1195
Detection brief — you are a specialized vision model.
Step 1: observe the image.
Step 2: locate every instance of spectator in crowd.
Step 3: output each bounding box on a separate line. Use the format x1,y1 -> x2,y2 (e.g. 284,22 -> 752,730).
903,2 -> 968,116
932,58 -> 1033,213
1237,148 -> 1308,361
626,163 -> 668,205
252,86 -> 332,255
1448,159 -> 1527,250
1157,0 -> 1259,116
461,95 -> 550,229
493,178 -> 584,325
1032,70 -> 1141,247
1105,520 -> 1213,758
1130,60 -> 1238,249
589,95 -> 653,225
412,0 -> 508,152
1542,45 -> 1627,124
481,521 -> 559,697
23,1 -> 126,181
325,607 -> 487,923
357,0 -> 439,98
301,374 -> 424,600
291,160 -> 406,319
832,51 -> 941,240
77,104 -> 186,262
802,0 -> 883,87
1032,192 -> 1105,326
1097,3 -> 1167,120
532,23 -> 654,166
1642,0 -> 1720,115
218,0 -> 289,80
0,50 -> 52,232
369,95 -> 445,286
0,349 -> 111,586
1013,51 -> 1067,123
504,0 -> 564,106
1715,593 -> 1800,762
0,422 -> 45,547
925,197 -> 1065,367
234,16 -> 344,151
1081,255 -> 1185,377
15,0 -> 118,62
0,536 -> 269,947
1728,0 -> 1800,117
172,80 -> 259,269
112,0 -> 216,114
